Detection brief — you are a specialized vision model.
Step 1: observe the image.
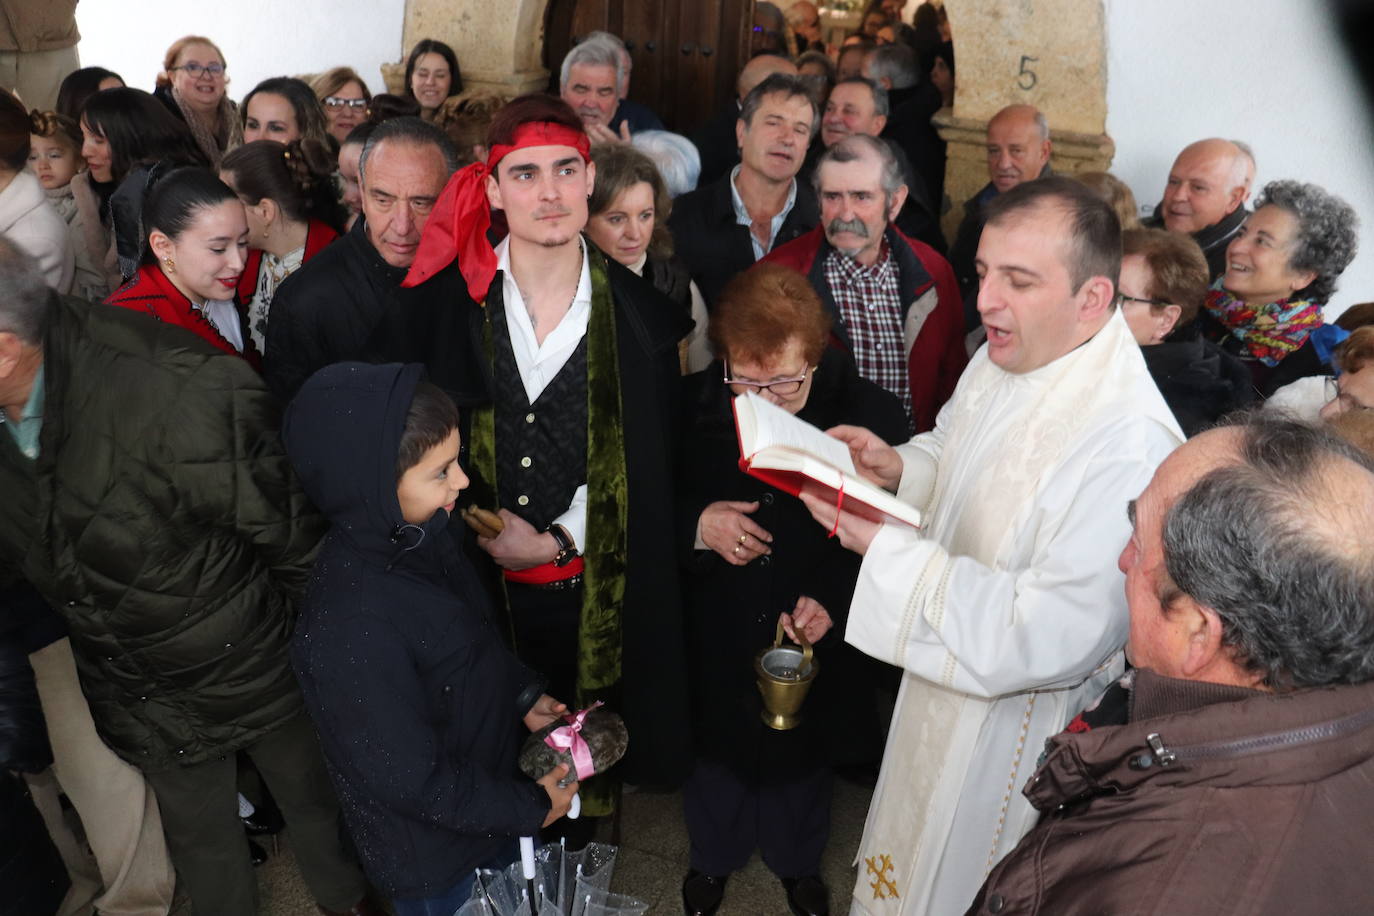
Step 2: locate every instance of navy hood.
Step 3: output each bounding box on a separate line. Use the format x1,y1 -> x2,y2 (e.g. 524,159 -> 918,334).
283,362 -> 446,566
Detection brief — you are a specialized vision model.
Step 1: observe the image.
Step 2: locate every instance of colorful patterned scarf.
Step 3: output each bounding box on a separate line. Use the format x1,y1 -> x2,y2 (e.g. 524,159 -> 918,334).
1203,278 -> 1322,366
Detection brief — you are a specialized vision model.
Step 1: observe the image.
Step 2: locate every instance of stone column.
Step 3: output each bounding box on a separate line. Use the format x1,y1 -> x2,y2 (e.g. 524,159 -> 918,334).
381,0 -> 551,97
935,0 -> 1115,241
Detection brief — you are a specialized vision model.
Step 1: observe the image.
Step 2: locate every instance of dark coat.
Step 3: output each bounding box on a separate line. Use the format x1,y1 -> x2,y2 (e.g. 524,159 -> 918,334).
1199,313 -> 1328,399
105,262 -> 261,369
283,363 -> 548,899
367,250 -> 696,788
1145,204 -> 1248,281
678,349 -> 908,776
0,634 -> 67,916
669,171 -> 820,308
967,670 -> 1374,916
264,217 -> 408,401
1141,334 -> 1256,435
882,82 -> 947,212
765,225 -> 967,433
949,180 -> 999,323
0,294 -> 322,771
610,99 -> 665,135
690,99 -> 742,188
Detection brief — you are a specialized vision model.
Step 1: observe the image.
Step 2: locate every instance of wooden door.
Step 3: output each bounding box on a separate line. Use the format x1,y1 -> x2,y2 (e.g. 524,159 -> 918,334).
543,0 -> 751,135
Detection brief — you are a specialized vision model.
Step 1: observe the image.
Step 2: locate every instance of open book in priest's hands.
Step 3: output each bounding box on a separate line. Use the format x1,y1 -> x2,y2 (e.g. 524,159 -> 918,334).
733,391 -> 924,530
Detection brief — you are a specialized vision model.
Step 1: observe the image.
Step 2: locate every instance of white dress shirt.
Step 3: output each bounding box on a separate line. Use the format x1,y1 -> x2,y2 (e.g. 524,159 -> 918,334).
495,236 -> 592,548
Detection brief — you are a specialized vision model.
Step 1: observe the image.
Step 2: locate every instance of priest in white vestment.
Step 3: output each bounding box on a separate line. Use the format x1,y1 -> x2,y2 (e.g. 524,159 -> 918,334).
803,177 -> 1184,916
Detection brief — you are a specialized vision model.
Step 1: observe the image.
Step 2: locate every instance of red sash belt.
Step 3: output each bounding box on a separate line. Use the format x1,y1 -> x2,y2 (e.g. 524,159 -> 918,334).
503,556 -> 585,585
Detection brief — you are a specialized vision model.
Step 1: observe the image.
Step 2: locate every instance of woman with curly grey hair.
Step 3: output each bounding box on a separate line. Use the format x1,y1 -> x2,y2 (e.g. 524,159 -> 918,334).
1202,179 -> 1360,396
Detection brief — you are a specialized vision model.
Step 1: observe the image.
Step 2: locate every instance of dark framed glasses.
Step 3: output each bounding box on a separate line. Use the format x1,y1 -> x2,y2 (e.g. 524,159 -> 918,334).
723,361 -> 812,396
172,63 -> 225,79
1119,294 -> 1172,309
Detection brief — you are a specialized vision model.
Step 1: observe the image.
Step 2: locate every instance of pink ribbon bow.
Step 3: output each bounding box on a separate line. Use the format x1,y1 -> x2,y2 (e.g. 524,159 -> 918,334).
544,701 -> 603,781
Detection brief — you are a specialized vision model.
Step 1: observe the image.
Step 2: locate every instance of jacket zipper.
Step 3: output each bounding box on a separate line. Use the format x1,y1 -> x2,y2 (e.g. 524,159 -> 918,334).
1143,703 -> 1374,768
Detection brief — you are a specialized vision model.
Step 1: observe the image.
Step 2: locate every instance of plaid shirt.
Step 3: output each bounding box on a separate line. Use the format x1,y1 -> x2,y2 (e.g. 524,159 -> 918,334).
823,242 -> 910,420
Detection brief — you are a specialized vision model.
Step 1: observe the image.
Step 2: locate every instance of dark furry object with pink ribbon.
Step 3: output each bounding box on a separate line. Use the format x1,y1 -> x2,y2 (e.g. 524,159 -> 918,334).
518,702 -> 629,786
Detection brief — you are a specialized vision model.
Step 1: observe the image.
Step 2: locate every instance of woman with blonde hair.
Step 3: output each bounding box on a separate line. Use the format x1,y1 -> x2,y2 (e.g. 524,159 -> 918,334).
587,142 -> 710,371
153,35 -> 241,166
1075,170 -> 1140,230
310,67 -> 372,144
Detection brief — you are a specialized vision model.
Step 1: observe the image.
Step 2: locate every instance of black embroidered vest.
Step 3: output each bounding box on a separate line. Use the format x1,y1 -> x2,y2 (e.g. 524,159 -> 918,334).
488,292 -> 590,530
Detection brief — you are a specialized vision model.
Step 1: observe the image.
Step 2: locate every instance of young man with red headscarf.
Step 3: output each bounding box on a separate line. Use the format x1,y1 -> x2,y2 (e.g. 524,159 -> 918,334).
372,95 -> 693,839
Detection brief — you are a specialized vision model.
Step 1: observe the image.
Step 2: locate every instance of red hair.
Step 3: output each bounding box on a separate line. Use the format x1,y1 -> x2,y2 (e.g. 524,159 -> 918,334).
710,264 -> 831,365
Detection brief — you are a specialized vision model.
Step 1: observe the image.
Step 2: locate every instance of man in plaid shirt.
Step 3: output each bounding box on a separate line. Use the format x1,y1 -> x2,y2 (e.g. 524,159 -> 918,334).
766,135 -> 967,432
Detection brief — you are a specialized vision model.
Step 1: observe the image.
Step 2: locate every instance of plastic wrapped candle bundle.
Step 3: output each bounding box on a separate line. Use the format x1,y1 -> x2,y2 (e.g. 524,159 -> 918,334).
517,702 -> 629,786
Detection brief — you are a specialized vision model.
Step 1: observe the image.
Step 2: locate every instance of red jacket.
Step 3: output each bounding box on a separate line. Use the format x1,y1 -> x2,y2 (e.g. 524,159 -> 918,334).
235,219 -> 339,304
105,263 -> 262,371
764,225 -> 966,433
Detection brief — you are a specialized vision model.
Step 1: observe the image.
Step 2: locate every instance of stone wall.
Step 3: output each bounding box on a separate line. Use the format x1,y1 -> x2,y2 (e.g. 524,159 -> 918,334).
387,0 -> 551,96
936,0 -> 1114,240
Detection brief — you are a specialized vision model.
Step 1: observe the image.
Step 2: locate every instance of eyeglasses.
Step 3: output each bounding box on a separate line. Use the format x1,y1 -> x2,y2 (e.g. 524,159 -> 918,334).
172,63 -> 225,79
1119,294 -> 1172,309
1325,376 -> 1374,413
324,96 -> 368,109
723,361 -> 812,396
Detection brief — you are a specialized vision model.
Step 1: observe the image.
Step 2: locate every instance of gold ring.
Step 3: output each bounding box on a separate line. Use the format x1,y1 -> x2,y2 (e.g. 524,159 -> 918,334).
733,545 -> 741,555
738,534 -> 748,544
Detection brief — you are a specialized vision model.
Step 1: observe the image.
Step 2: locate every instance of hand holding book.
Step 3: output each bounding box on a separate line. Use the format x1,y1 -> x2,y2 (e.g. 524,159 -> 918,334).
824,424 -> 905,492
733,392 -> 924,533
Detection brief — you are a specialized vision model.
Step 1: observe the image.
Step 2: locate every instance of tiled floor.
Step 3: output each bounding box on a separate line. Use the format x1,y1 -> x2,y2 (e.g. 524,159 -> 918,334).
250,778 -> 873,914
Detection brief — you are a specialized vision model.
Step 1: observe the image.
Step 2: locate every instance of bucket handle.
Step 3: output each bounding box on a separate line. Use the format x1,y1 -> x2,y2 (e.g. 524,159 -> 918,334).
773,617 -> 813,668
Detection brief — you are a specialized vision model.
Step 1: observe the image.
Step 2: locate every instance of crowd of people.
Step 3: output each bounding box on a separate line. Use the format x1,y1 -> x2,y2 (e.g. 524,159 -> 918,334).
2,2 -> 1373,916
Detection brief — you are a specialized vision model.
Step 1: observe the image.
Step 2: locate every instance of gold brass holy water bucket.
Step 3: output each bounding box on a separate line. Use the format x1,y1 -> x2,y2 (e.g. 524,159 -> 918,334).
754,619 -> 818,731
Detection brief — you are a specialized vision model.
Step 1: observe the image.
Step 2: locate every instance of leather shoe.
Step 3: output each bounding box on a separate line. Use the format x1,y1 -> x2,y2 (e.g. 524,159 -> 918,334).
316,896 -> 386,916
242,794 -> 285,836
682,869 -> 728,915
782,875 -> 829,916
248,837 -> 268,867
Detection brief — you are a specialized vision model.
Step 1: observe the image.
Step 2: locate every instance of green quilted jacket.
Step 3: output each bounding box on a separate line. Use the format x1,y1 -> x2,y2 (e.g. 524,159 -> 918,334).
0,294 -> 323,771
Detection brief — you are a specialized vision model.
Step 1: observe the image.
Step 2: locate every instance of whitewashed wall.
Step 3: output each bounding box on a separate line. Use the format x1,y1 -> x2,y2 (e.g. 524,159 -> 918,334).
74,0 -> 408,98
1104,0 -> 1374,316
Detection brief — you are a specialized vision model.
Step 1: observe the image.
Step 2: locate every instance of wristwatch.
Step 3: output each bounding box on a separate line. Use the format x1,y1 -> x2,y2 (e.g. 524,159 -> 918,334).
547,523 -> 579,566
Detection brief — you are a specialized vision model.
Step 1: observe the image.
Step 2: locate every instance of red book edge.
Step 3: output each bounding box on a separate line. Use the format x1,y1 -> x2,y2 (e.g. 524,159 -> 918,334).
732,397 -> 917,528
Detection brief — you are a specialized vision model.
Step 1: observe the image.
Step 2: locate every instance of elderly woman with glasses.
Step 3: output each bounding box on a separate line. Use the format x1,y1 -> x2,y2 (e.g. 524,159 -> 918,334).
1200,179 -> 1360,398
310,67 -> 372,145
153,35 -> 240,166
676,263 -> 906,916
1119,227 -> 1255,435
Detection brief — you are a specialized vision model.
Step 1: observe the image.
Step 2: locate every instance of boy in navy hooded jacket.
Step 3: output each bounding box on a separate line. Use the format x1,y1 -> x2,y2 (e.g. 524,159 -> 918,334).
283,362 -> 576,914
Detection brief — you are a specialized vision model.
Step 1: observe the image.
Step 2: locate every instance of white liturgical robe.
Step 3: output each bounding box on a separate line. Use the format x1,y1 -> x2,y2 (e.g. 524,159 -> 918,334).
845,309 -> 1183,916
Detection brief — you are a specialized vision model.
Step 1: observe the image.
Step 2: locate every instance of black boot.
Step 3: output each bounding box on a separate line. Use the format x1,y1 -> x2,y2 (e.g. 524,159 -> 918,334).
781,875 -> 829,916
682,869 -> 728,915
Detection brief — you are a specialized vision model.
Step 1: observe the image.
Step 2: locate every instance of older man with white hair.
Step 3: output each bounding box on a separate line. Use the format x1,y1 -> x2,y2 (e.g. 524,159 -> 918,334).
1145,137 -> 1252,280
576,31 -> 665,137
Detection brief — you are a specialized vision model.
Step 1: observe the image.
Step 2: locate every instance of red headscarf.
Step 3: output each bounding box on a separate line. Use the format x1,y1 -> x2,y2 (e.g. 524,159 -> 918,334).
400,121 -> 592,300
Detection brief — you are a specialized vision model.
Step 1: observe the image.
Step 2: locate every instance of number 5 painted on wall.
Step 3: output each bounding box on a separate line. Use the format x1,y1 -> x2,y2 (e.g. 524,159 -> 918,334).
1017,55 -> 1039,91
